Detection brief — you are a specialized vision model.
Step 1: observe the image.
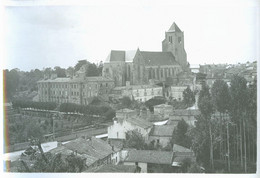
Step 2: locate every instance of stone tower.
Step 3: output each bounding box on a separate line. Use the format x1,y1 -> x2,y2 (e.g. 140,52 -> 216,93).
162,22 -> 187,70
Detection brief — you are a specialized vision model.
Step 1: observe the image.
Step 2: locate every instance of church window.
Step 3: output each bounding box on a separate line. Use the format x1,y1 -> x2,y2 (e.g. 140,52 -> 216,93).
169,36 -> 172,43
178,37 -> 182,43
161,69 -> 163,78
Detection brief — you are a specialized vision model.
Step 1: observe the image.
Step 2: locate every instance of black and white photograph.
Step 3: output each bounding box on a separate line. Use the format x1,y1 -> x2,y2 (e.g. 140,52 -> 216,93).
1,0 -> 259,175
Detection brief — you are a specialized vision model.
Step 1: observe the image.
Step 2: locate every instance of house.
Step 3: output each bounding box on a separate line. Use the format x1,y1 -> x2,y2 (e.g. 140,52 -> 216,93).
153,103 -> 173,118
115,108 -> 138,119
169,85 -> 188,101
110,82 -> 163,102
168,109 -> 200,126
172,144 -> 196,172
149,125 -> 175,147
123,150 -> 174,173
49,137 -> 120,169
107,115 -> 153,141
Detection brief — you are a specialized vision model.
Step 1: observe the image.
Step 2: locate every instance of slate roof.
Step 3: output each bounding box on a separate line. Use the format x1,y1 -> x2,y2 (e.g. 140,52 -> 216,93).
150,125 -> 175,137
127,117 -> 153,129
108,50 -> 125,62
125,150 -> 173,165
140,51 -> 179,66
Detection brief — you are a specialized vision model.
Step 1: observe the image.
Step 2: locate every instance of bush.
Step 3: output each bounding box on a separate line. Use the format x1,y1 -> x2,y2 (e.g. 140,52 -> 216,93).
12,100 -> 57,110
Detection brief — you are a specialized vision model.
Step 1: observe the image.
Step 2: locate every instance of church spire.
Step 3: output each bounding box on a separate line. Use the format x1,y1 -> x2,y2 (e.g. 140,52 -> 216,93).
168,22 -> 182,32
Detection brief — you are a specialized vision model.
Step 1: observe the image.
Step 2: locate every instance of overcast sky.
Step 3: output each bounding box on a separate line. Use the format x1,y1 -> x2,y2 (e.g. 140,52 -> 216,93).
2,0 -> 259,71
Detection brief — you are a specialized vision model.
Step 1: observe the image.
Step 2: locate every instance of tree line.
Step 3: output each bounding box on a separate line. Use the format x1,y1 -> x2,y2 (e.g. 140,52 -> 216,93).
12,100 -> 57,111
3,60 -> 103,101
189,75 -> 257,173
59,103 -> 115,121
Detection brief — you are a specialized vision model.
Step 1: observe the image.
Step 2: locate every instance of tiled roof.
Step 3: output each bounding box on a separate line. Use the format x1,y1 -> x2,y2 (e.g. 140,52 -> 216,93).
85,164 -> 136,173
49,137 -> 114,167
150,125 -> 175,137
173,144 -> 193,153
125,150 -> 173,164
140,51 -> 179,66
172,144 -> 196,163
127,117 -> 153,129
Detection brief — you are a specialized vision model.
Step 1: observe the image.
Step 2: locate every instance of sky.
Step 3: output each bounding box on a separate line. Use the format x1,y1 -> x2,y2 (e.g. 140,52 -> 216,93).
2,0 -> 259,71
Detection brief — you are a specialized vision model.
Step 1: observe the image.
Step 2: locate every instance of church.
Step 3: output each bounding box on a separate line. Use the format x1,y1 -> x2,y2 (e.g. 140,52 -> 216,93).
102,22 -> 189,87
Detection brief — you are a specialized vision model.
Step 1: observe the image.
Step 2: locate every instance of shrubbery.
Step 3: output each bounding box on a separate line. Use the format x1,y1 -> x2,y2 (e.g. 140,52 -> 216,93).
59,103 -> 115,121
12,100 -> 57,111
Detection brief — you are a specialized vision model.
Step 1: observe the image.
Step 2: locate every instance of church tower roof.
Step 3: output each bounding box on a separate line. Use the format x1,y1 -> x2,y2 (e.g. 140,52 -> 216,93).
168,22 -> 182,32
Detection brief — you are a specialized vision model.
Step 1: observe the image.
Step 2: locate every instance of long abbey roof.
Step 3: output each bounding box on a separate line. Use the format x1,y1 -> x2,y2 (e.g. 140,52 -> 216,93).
105,49 -> 180,66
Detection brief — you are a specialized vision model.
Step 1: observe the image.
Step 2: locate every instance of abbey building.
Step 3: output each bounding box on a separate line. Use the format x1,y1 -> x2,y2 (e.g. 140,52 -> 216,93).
102,22 -> 189,87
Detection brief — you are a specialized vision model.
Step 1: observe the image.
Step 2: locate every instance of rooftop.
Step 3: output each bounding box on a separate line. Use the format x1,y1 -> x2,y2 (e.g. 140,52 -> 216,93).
150,125 -> 175,137
141,51 -> 179,66
127,117 -> 153,129
85,164 -> 136,173
38,76 -> 113,83
125,150 -> 173,165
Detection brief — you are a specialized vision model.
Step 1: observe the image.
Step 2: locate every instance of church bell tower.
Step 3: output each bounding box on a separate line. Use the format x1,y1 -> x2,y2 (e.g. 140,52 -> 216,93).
162,22 -> 187,69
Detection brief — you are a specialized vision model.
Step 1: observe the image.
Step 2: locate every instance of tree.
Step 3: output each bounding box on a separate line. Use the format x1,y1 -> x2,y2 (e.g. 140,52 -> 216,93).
125,130 -> 146,150
183,86 -> 195,107
197,83 -> 214,171
74,60 -> 87,72
211,79 -> 231,169
144,96 -> 166,112
229,75 -> 248,171
4,69 -> 20,100
54,66 -> 66,77
172,119 -> 191,148
121,96 -> 132,108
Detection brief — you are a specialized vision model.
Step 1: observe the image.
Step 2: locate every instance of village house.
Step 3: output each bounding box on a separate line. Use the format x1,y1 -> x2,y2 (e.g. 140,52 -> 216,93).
107,114 -> 153,142
153,103 -> 173,119
149,125 -> 175,147
168,109 -> 200,126
123,150 -> 174,173
171,144 -> 196,172
110,82 -> 163,102
49,137 -> 120,170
